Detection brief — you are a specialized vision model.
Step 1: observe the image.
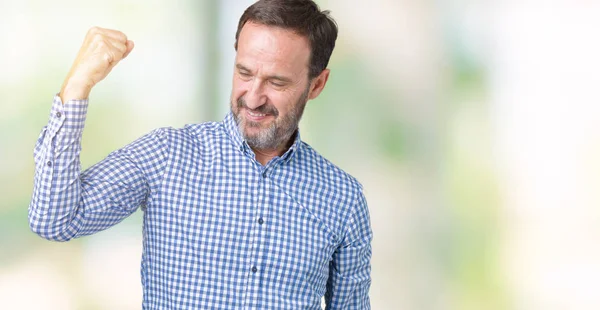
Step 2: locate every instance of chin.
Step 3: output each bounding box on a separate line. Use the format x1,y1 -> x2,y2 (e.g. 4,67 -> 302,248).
242,124 -> 266,138
245,116 -> 274,128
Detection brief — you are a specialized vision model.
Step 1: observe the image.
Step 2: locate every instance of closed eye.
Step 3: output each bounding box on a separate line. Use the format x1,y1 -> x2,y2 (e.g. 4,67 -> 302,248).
269,80 -> 285,87
238,71 -> 252,80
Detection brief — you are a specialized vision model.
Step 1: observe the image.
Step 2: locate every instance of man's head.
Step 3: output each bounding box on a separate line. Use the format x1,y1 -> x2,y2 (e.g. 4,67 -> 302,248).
231,0 -> 338,151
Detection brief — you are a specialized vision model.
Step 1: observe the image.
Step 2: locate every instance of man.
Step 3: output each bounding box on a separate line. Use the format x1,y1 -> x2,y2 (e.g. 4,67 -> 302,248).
29,0 -> 372,309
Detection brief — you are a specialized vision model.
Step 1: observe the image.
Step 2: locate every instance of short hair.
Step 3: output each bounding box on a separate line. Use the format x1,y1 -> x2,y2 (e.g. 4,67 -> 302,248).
234,0 -> 338,79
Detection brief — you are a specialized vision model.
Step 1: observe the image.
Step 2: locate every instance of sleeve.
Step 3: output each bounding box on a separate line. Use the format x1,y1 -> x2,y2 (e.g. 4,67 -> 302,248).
29,95 -> 169,241
324,192 -> 373,309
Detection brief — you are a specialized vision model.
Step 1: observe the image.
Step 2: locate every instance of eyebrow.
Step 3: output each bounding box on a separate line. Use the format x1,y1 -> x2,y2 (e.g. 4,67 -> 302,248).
235,63 -> 293,84
235,64 -> 251,72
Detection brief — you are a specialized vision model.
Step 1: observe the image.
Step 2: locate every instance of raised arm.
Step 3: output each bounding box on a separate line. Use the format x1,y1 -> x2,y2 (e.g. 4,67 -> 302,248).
28,27 -> 166,241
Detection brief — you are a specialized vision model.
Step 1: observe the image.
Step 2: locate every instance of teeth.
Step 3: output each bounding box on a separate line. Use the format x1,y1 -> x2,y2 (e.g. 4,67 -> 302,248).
248,111 -> 265,117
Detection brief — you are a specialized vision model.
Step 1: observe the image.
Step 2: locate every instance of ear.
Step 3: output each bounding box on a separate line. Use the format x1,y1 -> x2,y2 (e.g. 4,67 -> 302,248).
307,69 -> 330,100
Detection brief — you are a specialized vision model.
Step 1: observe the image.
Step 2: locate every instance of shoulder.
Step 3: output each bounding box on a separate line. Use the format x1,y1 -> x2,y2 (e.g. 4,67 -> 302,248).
183,121 -> 224,137
284,141 -> 369,240
287,141 -> 365,235
148,121 -> 227,146
298,141 -> 363,196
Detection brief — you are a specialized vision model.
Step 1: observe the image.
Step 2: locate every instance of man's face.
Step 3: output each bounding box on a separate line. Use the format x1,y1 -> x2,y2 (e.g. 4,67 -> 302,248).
231,22 -> 312,151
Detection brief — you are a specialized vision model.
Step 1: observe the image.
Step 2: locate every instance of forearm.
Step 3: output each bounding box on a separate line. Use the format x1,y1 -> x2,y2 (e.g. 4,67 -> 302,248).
29,95 -> 167,241
29,95 -> 88,241
29,27 -> 138,241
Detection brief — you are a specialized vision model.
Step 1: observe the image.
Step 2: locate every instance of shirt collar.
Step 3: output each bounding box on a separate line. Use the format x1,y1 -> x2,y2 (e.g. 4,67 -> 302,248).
223,111 -> 302,163
223,111 -> 245,152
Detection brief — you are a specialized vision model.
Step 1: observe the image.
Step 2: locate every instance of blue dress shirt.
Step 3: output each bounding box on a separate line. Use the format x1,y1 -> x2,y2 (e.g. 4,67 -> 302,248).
29,96 -> 372,309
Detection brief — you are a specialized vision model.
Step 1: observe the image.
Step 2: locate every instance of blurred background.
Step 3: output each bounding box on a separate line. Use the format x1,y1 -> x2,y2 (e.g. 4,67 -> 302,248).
1,0 -> 599,309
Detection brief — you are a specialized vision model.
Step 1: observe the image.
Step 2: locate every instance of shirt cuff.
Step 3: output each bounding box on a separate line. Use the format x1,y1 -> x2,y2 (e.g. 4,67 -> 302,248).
47,94 -> 89,135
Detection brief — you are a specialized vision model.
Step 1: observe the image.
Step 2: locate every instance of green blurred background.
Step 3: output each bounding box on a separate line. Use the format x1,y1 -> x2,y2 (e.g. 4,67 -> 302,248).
2,0 -> 600,309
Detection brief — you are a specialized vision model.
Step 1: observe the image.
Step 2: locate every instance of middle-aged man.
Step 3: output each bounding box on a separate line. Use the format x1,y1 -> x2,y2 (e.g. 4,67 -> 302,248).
29,0 -> 372,308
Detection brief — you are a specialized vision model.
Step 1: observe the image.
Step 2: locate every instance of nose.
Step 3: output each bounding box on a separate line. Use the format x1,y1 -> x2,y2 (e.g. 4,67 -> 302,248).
244,79 -> 266,110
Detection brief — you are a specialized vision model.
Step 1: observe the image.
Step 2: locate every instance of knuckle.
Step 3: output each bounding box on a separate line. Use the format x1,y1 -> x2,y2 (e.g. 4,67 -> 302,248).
116,30 -> 127,39
96,40 -> 107,49
103,52 -> 113,63
92,33 -> 105,43
88,26 -> 100,35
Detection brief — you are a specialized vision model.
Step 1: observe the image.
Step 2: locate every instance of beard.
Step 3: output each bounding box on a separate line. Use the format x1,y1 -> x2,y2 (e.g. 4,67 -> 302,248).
233,86 -> 310,151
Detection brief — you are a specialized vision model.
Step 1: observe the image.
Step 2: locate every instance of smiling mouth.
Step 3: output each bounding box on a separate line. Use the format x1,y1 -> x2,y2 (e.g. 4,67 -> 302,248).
245,109 -> 275,122
248,110 -> 266,117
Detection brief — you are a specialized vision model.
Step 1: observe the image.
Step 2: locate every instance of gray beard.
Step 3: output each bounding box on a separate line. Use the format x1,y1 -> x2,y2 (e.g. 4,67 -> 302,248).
234,87 -> 309,151
237,114 -> 285,150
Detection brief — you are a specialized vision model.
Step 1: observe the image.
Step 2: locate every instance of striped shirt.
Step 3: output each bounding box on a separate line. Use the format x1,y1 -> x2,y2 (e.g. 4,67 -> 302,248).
29,96 -> 372,309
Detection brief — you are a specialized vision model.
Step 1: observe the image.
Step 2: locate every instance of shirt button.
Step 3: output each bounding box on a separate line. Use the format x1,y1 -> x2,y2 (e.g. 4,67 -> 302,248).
56,112 -> 62,118
258,217 -> 264,225
251,266 -> 258,273
46,161 -> 52,167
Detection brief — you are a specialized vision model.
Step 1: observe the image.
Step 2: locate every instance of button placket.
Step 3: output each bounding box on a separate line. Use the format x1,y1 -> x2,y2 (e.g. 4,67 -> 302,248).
248,168 -> 266,284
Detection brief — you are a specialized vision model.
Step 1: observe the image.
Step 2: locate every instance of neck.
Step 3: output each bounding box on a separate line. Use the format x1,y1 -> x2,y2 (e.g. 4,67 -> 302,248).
251,133 -> 296,166
252,147 -> 284,166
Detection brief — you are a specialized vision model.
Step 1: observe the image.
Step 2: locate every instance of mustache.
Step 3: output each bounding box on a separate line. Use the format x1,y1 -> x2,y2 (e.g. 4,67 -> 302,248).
237,97 -> 279,117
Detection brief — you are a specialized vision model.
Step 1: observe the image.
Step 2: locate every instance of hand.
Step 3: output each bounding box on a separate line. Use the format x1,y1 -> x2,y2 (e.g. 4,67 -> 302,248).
59,27 -> 135,103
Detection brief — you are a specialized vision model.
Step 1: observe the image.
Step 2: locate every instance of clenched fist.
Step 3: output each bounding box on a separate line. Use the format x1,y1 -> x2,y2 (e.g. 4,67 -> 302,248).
59,27 -> 134,103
